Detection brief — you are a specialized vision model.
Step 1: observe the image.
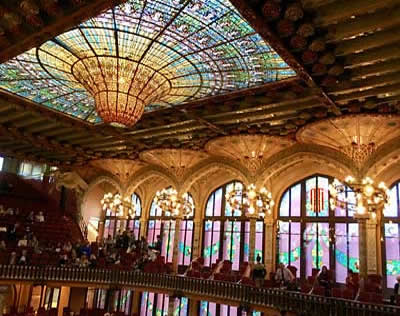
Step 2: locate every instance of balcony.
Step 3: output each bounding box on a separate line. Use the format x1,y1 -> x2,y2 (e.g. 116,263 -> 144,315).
0,265 -> 399,315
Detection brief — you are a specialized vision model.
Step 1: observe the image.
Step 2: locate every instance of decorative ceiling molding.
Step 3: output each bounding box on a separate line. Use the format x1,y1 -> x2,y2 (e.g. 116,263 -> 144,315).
139,149 -> 209,180
180,158 -> 249,194
297,114 -> 400,166
205,134 -> 294,175
89,159 -> 146,187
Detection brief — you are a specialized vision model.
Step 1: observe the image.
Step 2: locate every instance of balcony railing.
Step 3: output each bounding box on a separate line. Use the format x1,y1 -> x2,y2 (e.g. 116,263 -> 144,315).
0,265 -> 399,315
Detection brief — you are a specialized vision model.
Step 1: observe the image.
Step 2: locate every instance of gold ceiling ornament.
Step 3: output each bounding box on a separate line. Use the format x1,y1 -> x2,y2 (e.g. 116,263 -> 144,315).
225,183 -> 275,218
100,192 -> 136,217
153,188 -> 194,219
329,176 -> 390,218
72,57 -> 171,128
90,159 -> 145,186
205,135 -> 294,173
297,114 -> 400,166
139,149 -> 209,179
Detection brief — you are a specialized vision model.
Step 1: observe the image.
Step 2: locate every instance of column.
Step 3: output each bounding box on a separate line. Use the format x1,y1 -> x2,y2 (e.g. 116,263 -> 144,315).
366,218 -> 378,275
354,213 -> 371,279
188,298 -> 199,316
264,217 -> 275,274
167,296 -> 176,316
248,217 -> 256,263
98,221 -> 105,241
191,219 -> 202,259
130,292 -> 141,316
171,217 -> 182,274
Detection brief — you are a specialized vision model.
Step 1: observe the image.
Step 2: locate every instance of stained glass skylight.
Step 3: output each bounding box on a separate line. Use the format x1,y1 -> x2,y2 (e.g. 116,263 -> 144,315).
0,0 -> 295,124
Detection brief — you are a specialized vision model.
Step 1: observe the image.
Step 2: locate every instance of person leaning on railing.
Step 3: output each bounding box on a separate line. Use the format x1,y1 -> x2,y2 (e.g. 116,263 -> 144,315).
275,263 -> 295,288
252,254 -> 266,287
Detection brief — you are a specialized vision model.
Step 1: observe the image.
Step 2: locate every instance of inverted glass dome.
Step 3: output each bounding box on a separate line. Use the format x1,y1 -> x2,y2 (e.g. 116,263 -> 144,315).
0,0 -> 295,125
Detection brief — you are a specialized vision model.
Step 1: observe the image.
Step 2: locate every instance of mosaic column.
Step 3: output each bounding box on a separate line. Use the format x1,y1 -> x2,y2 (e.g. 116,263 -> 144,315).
264,217 -> 275,273
171,218 -> 182,274
355,212 -> 379,279
366,217 -> 378,275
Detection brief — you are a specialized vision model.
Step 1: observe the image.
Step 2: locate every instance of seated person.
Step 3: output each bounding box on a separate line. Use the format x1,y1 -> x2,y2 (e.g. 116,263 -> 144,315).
89,254 -> 97,268
317,265 -> 331,295
17,235 -> 28,247
9,252 -> 17,265
252,254 -> 266,287
390,275 -> 400,304
149,235 -> 162,253
345,269 -> 359,293
35,211 -> 45,223
0,240 -> 6,251
7,223 -> 18,241
275,263 -> 295,287
6,208 -> 14,216
0,204 -> 5,216
26,211 -> 34,224
59,254 -> 69,266
18,250 -> 28,265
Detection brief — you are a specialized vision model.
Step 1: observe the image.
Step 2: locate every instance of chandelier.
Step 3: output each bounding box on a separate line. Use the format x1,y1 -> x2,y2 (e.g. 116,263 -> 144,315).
153,188 -> 194,219
329,176 -> 390,216
72,58 -> 170,128
100,192 -> 136,217
225,183 -> 274,218
340,138 -> 376,166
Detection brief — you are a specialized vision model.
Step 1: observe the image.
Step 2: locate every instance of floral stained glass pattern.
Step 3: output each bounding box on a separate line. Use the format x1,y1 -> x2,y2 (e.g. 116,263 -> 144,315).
0,0 -> 295,124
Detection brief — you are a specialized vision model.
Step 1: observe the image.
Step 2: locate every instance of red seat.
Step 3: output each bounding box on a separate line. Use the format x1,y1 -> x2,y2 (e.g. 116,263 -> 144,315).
331,288 -> 342,298
312,286 -> 325,296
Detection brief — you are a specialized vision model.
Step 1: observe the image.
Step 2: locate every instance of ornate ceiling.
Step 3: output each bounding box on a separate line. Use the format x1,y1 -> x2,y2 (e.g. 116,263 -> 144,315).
139,149 -> 208,179
205,134 -> 293,174
297,114 -> 400,164
0,0 -> 398,169
0,0 -> 294,123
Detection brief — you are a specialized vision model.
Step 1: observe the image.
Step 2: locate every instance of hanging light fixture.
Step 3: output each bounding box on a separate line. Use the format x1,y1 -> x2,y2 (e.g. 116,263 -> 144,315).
329,176 -> 390,216
153,188 -> 194,219
225,183 -> 274,218
100,192 -> 136,217
72,58 -> 171,128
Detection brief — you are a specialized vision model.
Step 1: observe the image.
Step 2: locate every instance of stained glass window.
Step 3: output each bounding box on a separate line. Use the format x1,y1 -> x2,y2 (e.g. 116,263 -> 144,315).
383,182 -> 400,288
278,175 -> 359,282
200,302 -> 262,316
0,0 -> 295,124
103,192 -> 141,239
140,292 -> 188,316
203,181 -> 264,270
147,190 -> 194,266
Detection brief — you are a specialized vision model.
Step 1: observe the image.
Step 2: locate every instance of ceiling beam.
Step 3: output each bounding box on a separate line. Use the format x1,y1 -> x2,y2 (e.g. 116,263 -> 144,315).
333,82 -> 400,103
328,73 -> 400,95
335,28 -> 400,56
350,59 -> 400,79
314,0 -> 400,27
326,7 -> 400,43
345,43 -> 400,68
230,0 -> 341,115
0,0 -> 128,63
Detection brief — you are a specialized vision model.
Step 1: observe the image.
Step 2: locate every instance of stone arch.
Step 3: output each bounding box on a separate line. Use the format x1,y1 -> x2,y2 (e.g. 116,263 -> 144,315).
80,175 -> 121,241
179,158 -> 250,194
124,166 -> 178,197
257,151 -> 352,220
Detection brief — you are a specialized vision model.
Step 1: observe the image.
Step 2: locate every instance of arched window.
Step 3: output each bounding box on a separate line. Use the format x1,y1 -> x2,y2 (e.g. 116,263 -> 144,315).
383,181 -> 400,288
203,181 -> 264,270
103,192 -> 142,239
278,175 -> 359,282
147,188 -> 194,266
